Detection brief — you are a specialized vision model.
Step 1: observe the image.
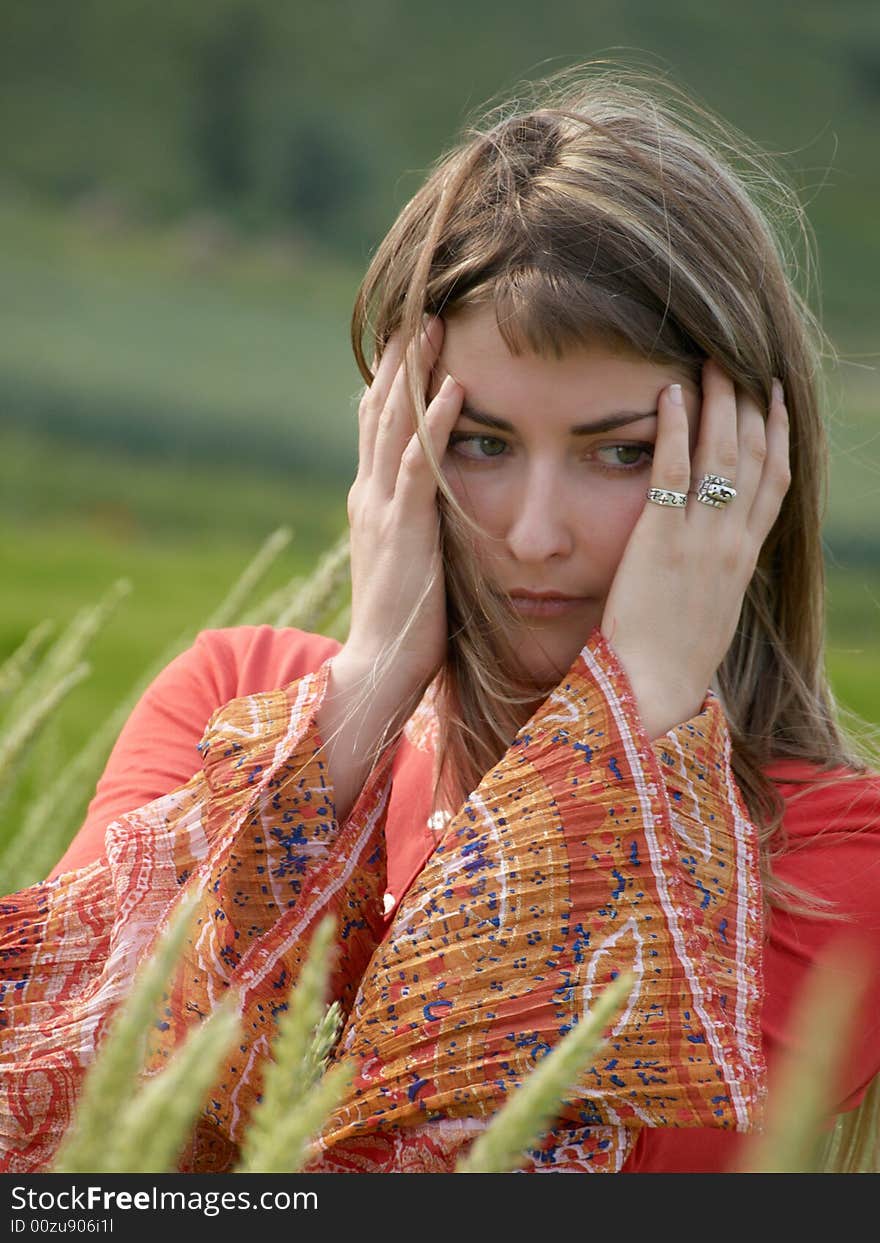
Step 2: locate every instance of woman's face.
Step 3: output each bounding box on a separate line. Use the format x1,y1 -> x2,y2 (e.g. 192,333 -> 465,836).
431,304 -> 702,685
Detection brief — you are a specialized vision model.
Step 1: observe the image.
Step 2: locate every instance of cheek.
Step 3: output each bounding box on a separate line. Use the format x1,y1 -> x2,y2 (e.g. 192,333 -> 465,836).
441,463 -> 497,523
577,489 -> 645,564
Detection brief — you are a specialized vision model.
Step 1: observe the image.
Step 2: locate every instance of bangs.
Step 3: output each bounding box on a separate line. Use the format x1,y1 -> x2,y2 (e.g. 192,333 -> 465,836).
489,264 -> 698,364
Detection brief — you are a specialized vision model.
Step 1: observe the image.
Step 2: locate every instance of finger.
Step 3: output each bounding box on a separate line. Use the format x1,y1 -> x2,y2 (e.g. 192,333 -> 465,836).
689,358 -> 739,524
372,319 -> 434,409
729,388 -> 767,522
644,382 -> 690,521
372,317 -> 444,496
396,373 -> 464,500
357,326 -> 409,476
746,378 -> 791,540
358,317 -> 439,473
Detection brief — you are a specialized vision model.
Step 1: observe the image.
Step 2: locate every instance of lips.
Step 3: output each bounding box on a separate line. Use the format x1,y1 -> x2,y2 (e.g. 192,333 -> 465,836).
508,589 -> 586,601
504,586 -> 586,616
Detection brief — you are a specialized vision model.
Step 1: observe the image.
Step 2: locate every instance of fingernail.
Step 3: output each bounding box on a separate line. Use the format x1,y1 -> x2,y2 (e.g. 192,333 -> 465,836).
442,373 -> 460,394
668,383 -> 684,406
772,378 -> 784,404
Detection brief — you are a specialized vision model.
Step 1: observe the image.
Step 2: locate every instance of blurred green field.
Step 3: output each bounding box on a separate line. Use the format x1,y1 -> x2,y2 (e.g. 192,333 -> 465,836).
0,199 -> 363,481
1,437 -> 348,759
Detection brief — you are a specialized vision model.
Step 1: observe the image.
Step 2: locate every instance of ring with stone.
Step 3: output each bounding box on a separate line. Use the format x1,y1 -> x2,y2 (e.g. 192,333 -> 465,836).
695,473 -> 737,508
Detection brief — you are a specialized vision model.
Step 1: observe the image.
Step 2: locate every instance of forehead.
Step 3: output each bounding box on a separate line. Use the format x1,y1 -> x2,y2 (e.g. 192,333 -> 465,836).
443,303 -> 642,368
439,305 -> 693,419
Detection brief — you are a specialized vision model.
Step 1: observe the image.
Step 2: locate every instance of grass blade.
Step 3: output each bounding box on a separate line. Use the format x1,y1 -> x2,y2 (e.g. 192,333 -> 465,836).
273,530 -> 349,631
237,914 -> 345,1173
52,889 -> 201,1172
106,991 -> 242,1173
202,526 -> 293,630
0,619 -> 56,706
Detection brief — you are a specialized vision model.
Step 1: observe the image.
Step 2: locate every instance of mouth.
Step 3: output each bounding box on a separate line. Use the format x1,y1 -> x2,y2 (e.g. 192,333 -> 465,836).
509,589 -> 585,601
508,593 -> 591,618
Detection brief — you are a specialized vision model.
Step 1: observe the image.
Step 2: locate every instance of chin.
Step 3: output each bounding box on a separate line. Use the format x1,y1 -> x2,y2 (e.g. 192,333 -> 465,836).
515,632 -> 591,685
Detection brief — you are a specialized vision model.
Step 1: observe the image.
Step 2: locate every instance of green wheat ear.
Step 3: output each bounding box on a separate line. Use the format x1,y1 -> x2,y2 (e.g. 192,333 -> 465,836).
2,529 -> 295,888
236,914 -> 353,1174
273,529 -> 350,631
52,889 -> 224,1172
202,526 -> 293,629
0,661 -> 90,790
103,991 -> 243,1173
0,580 -> 132,888
456,971 -> 634,1174
7,579 -> 130,724
0,618 -> 56,705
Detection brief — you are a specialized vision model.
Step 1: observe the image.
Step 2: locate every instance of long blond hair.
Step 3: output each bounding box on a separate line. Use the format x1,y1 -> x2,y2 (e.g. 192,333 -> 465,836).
348,62 -> 880,1169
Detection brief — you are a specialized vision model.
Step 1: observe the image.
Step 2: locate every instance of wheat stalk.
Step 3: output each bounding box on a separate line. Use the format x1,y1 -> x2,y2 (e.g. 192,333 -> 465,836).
236,914 -> 352,1173
3,529 -> 296,886
0,618 -> 56,705
273,530 -> 350,631
104,991 -> 242,1173
238,576 -> 305,627
202,526 -> 293,630
0,662 -> 90,792
52,889 -> 205,1172
5,580 -> 130,725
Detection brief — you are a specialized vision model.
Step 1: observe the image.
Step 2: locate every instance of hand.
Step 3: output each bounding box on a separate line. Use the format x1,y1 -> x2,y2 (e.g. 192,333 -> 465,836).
341,314 -> 464,695
599,359 -> 791,740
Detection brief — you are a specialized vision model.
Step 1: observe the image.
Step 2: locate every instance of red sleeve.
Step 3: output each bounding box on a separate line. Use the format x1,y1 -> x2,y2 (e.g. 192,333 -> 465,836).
625,765 -> 880,1172
46,625 -> 342,882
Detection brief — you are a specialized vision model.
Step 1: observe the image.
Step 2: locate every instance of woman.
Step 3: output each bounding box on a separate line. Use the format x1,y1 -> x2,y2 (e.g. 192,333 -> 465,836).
4,65 -> 880,1174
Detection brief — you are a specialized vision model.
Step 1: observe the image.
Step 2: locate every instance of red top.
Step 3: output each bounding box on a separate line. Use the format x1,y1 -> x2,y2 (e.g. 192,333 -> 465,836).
47,624 -> 880,1173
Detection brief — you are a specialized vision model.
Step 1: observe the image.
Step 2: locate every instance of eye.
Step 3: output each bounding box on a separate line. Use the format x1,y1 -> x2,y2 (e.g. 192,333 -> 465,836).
446,435 -> 655,471
447,433 -> 508,461
595,444 -> 654,471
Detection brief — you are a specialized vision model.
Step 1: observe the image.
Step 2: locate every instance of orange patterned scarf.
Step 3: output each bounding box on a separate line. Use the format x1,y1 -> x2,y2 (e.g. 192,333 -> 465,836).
0,629 -> 764,1173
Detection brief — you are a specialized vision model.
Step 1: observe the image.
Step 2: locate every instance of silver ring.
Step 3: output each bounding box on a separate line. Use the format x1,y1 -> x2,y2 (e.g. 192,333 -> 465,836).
695,473 -> 737,508
646,487 -> 687,507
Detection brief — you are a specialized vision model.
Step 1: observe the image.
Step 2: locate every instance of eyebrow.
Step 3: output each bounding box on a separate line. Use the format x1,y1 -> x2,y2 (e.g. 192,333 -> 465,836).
457,402 -> 659,435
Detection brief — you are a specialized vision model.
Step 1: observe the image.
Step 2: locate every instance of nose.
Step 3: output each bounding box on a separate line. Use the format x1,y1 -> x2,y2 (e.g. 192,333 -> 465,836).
503,463 -> 576,563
